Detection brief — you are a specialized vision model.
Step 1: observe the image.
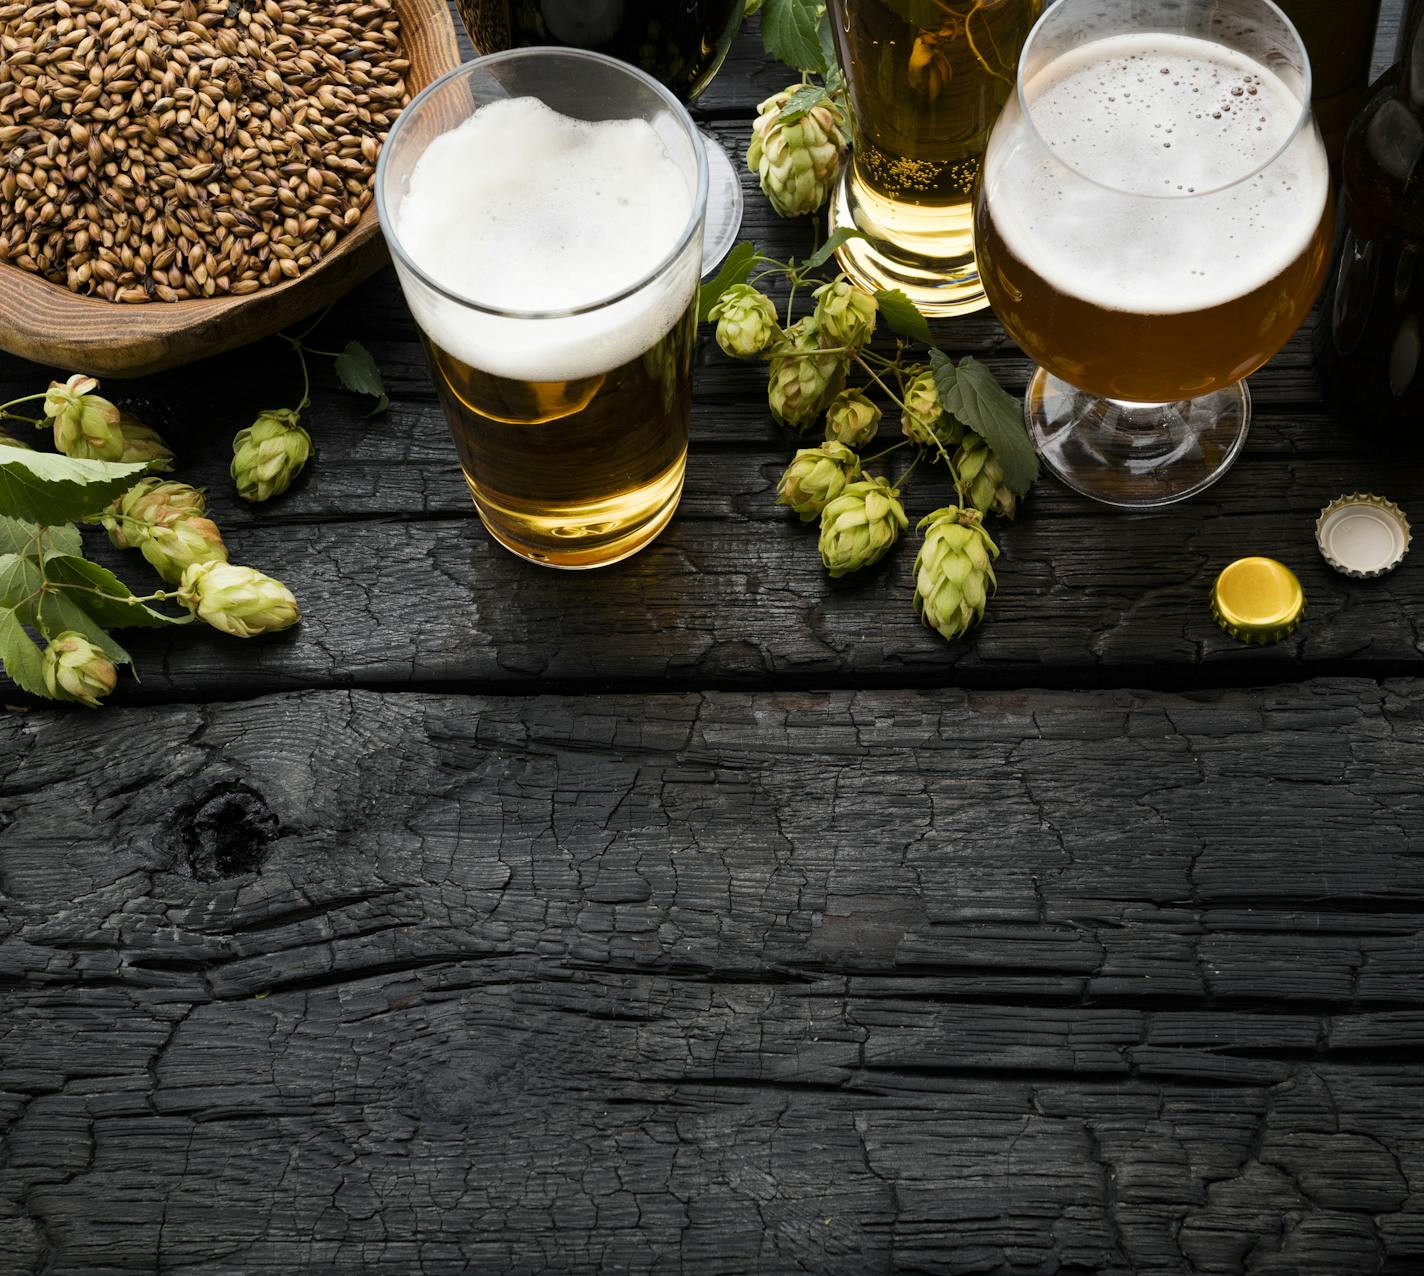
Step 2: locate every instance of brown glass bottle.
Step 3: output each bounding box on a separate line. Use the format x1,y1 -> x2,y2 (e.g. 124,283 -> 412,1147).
1278,0 -> 1384,166
1316,1 -> 1424,443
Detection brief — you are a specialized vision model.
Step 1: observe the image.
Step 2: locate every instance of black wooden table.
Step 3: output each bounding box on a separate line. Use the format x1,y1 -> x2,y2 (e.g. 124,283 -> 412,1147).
4,9 -> 1423,1274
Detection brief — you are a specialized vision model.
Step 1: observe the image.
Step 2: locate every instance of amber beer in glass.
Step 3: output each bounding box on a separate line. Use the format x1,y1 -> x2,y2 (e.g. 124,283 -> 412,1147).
826,0 -> 1042,316
376,51 -> 708,567
975,0 -> 1332,507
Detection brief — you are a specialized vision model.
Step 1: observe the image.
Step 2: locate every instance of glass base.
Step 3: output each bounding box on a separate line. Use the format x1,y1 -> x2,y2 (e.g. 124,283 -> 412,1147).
468,467 -> 685,570
827,169 -> 990,317
1026,369 -> 1251,509
700,130 -> 744,276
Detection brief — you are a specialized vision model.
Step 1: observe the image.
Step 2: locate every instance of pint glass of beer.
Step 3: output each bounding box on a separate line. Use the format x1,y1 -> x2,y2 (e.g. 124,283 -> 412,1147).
376,51 -> 707,567
976,0 -> 1332,507
826,0 -> 1043,317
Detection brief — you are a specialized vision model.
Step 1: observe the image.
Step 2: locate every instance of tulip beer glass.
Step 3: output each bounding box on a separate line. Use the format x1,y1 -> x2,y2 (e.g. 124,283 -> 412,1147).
376,51 -> 708,567
827,0 -> 1043,316
975,0 -> 1332,507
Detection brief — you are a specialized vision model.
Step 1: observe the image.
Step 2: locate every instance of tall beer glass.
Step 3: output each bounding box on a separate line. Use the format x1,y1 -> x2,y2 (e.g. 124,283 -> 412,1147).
456,1 -> 744,272
376,51 -> 707,568
827,0 -> 1043,317
976,0 -> 1332,507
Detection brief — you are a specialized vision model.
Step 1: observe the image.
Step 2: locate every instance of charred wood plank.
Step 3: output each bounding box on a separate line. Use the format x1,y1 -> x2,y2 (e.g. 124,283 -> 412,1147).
3,683 -> 1424,1272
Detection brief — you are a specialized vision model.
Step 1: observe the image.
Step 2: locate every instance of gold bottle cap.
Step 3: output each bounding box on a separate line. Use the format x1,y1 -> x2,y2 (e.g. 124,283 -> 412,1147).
1315,494 -> 1412,579
1211,557 -> 1306,645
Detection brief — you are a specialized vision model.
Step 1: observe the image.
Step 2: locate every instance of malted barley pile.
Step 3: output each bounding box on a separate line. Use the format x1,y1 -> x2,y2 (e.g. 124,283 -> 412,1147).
0,0 -> 410,303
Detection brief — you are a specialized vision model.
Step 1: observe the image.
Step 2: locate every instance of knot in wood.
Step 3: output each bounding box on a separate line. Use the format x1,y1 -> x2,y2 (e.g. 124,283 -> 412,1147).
174,782 -> 278,880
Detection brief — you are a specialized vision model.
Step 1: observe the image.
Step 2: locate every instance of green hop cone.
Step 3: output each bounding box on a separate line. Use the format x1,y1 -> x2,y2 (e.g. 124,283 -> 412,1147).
103,478 -> 207,550
114,410 -> 176,470
913,505 -> 1000,643
45,374 -> 123,460
709,284 -> 781,359
811,278 -> 878,353
139,515 -> 229,584
768,317 -> 847,431
747,86 -> 850,218
231,408 -> 313,502
178,561 -> 301,638
776,441 -> 862,522
41,631 -> 117,708
954,431 -> 1018,520
900,366 -> 963,450
818,475 -> 909,578
824,388 -> 882,448
744,0 -> 762,15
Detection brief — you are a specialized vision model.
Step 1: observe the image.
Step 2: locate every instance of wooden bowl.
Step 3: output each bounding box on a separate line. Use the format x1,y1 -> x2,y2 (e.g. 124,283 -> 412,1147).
0,0 -> 461,379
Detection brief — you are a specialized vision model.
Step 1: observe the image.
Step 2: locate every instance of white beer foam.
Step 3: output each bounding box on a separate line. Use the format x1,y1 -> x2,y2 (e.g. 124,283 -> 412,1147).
986,33 -> 1329,316
394,97 -> 697,381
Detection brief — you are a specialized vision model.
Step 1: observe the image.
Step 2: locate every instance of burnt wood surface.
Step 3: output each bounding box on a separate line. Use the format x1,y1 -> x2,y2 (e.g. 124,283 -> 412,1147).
2,6 -> 1422,1274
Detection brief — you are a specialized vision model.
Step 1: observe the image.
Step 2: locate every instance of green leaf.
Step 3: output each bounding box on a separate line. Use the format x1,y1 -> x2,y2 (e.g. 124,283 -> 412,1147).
761,0 -> 828,74
30,588 -> 133,667
334,341 -> 389,416
802,227 -> 865,271
817,5 -> 838,77
0,552 -> 41,609
0,515 -> 42,557
0,445 -> 148,525
698,241 -> 759,323
0,517 -> 82,559
0,607 -> 47,697
874,289 -> 933,344
42,555 -> 190,629
777,84 -> 828,124
930,350 -> 1039,496
44,523 -> 82,557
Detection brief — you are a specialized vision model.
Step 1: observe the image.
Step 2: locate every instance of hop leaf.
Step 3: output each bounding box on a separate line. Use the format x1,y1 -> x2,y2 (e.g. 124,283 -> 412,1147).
818,475 -> 908,577
824,388 -> 882,448
901,366 -> 963,450
913,506 -> 1000,643
811,278 -> 877,353
178,562 -> 300,638
776,441 -> 861,522
709,284 -> 781,359
954,432 -> 1018,520
747,85 -> 849,217
767,317 -> 847,431
41,630 -> 117,707
139,516 -> 229,584
231,408 -> 312,503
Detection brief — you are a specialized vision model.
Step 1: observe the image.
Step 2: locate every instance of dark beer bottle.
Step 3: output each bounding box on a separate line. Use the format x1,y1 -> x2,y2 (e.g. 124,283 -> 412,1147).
1315,0 -> 1424,443
1278,0 -> 1385,166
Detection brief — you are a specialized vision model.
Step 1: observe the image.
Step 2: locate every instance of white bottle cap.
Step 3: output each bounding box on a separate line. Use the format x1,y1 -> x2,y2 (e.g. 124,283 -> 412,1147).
1315,494 -> 1412,579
